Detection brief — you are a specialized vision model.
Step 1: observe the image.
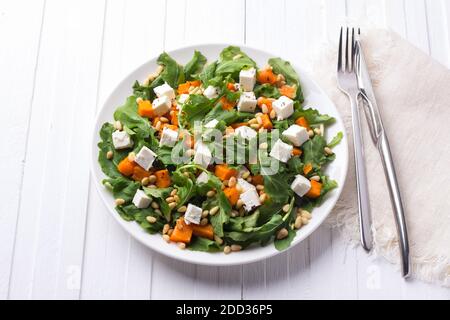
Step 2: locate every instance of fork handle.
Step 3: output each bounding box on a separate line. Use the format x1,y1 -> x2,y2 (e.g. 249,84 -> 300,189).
349,94 -> 373,251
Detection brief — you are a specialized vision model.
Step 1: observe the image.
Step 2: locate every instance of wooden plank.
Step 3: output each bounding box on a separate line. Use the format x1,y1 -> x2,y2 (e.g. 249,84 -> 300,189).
385,0 -> 408,35
425,0 -> 450,66
0,0 -> 45,299
325,0 -> 347,43
8,0 -> 106,299
404,0 -> 430,53
81,0 -> 166,299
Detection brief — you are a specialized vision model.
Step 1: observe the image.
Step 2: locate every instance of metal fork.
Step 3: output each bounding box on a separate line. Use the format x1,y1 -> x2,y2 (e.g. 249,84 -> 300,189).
337,27 -> 373,251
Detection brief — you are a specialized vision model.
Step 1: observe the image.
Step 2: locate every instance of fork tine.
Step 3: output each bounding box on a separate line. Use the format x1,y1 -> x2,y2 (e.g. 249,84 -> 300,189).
345,27 -> 349,72
337,27 -> 343,71
351,27 -> 355,72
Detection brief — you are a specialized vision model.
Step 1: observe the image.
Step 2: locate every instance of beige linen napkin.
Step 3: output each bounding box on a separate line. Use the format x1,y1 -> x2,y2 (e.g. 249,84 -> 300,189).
311,29 -> 450,286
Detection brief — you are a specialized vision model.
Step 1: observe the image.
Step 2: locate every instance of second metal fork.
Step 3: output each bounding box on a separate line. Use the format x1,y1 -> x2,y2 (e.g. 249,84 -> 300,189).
337,27 -> 373,251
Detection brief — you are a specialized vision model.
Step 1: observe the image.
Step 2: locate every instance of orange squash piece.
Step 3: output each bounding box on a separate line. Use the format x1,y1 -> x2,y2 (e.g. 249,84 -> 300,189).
170,109 -> 179,126
227,82 -> 236,91
177,82 -> 191,95
220,96 -> 235,110
295,116 -> 310,130
223,187 -> 240,206
257,69 -> 277,84
306,180 -> 322,198
260,114 -> 273,129
117,157 -> 136,177
303,163 -> 313,175
215,164 -> 238,181
132,166 -> 151,181
279,85 -> 296,99
190,80 -> 201,87
155,169 -> 171,188
137,99 -> 154,118
292,148 -> 302,156
170,218 -> 193,243
251,175 -> 264,186
230,122 -> 248,129
192,224 -> 214,240
257,97 -> 274,112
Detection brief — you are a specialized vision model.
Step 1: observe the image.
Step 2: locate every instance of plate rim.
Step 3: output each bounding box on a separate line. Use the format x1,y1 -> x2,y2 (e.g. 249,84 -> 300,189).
90,43 -> 349,266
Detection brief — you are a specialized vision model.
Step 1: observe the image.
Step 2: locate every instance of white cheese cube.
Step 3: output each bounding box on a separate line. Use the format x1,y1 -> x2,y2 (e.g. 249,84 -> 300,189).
239,67 -> 256,91
237,91 -> 257,112
112,130 -> 133,150
269,139 -> 293,163
291,174 -> 311,197
132,189 -> 152,209
282,124 -> 309,147
193,142 -> 212,168
196,171 -> 209,184
237,178 -> 256,192
240,189 -> 261,211
135,146 -> 157,170
184,203 -> 203,225
152,95 -> 171,116
159,127 -> 178,147
272,96 -> 294,120
235,126 -> 257,140
204,119 -> 219,129
154,82 -> 175,100
203,85 -> 219,99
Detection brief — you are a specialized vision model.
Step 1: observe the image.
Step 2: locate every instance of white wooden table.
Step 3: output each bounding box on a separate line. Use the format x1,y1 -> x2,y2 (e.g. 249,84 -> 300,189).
1,0 -> 450,300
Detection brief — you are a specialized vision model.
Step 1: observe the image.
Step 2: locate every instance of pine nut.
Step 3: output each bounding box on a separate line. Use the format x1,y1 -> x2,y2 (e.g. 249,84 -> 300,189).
310,175 -> 320,181
154,209 -> 162,215
209,206 -> 219,216
230,210 -> 239,217
171,189 -> 178,196
300,209 -> 311,219
256,116 -> 263,125
248,118 -> 258,125
228,176 -> 237,187
146,216 -> 157,224
301,217 -> 309,225
160,117 -> 169,123
246,177 -> 252,183
114,120 -> 122,131
259,142 -> 268,149
168,202 -> 177,209
261,104 -> 269,114
231,244 -> 242,252
136,97 -> 143,104
166,196 -> 175,203
250,123 -> 261,130
156,65 -> 164,74
259,193 -> 267,203
149,175 -> 157,183
236,184 -> 243,193
115,198 -> 125,206
255,112 -> 263,117
141,177 -> 150,186
224,246 -> 231,254
106,151 -> 113,160
308,130 -> 314,137
294,216 -> 303,229
200,218 -> 208,226
163,234 -> 170,243
324,147 -> 334,155
282,204 -> 291,213
128,152 -> 136,162
183,172 -> 190,177
236,199 -> 244,209
276,228 -> 289,240
314,128 -> 322,136
155,121 -> 162,131
177,206 -> 187,213
207,190 -> 216,198
270,110 -> 276,119
256,184 -> 265,191
151,201 -> 159,209
214,235 -> 223,245
163,224 -> 170,234
202,210 -> 209,218
242,171 -> 250,179
177,242 -> 186,250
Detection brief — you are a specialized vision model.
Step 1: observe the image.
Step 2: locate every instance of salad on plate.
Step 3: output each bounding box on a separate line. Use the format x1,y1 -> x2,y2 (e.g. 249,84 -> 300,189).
97,46 -> 343,254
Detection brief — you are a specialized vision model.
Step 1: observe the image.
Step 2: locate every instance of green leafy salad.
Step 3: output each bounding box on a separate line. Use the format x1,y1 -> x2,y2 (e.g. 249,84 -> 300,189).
98,46 -> 343,253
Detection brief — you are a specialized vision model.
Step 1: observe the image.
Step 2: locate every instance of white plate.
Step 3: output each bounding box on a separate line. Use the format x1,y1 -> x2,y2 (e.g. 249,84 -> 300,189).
90,44 -> 348,266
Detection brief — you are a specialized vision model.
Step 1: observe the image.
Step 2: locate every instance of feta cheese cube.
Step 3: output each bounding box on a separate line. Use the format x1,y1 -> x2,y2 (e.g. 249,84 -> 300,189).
239,67 -> 256,91
184,203 -> 203,225
152,95 -> 171,116
235,126 -> 257,140
240,189 -> 261,211
153,82 -> 175,100
269,139 -> 293,163
237,91 -> 257,112
237,178 -> 256,192
159,127 -> 178,147
135,146 -> 157,170
282,124 -> 309,147
272,96 -> 294,120
132,189 -> 151,209
204,119 -> 219,129
291,174 -> 311,197
193,142 -> 212,168
112,130 -> 133,150
203,85 -> 219,99
196,171 -> 209,184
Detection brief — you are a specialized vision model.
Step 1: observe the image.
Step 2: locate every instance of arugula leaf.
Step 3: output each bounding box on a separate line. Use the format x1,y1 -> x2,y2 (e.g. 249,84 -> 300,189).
116,205 -> 164,233
98,123 -> 128,178
189,237 -> 221,252
181,95 -> 213,129
143,186 -> 173,222
184,50 -> 207,80
156,52 -> 185,88
328,132 -> 343,148
254,83 -> 281,99
274,228 -> 296,251
207,191 -> 231,237
103,177 -> 140,204
268,57 -> 304,102
171,170 -> 195,208
199,62 -> 218,86
114,96 -> 151,136
226,211 -> 260,232
263,172 -> 293,204
301,134 -> 330,169
203,103 -> 252,126
225,214 -> 283,243
216,46 -> 256,79
292,106 -> 334,125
